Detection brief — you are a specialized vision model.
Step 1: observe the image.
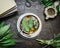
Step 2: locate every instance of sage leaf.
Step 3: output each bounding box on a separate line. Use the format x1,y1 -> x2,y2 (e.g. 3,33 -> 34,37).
2,39 -> 16,47
0,33 -> 13,42
1,39 -> 16,44
0,24 -> 10,35
22,17 -> 30,32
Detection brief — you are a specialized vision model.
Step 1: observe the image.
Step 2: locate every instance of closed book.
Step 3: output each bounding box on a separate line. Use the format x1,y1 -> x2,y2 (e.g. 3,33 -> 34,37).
0,0 -> 17,18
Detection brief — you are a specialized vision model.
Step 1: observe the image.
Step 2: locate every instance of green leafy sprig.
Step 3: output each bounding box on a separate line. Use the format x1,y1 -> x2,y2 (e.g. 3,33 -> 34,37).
0,22 -> 16,48
36,33 -> 60,48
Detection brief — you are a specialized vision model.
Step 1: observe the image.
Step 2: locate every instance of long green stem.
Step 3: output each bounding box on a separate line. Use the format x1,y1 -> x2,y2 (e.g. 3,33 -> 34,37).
36,39 -> 53,45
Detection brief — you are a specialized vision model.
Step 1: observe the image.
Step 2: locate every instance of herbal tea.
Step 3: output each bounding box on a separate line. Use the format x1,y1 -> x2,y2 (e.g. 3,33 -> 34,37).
47,8 -> 55,16
20,15 -> 39,34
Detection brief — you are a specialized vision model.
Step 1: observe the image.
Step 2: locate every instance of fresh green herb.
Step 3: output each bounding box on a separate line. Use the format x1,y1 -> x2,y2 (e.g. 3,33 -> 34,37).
57,5 -> 60,12
2,39 -> 16,47
22,16 -> 34,32
0,24 -> 10,36
36,33 -> 60,48
0,22 -> 16,48
38,0 -> 54,7
0,33 -> 14,42
22,17 -> 30,32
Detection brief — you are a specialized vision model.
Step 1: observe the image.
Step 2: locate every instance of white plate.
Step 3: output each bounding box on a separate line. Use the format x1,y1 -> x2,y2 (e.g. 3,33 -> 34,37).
17,13 -> 42,38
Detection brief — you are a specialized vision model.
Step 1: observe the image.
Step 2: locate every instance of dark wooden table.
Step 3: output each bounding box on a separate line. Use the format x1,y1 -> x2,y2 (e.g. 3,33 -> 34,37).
0,0 -> 60,48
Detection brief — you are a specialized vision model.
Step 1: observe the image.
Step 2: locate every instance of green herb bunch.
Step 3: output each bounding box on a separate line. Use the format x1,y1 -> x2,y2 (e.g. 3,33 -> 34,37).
38,0 -> 54,7
22,16 -> 34,32
0,22 -> 16,48
37,33 -> 60,48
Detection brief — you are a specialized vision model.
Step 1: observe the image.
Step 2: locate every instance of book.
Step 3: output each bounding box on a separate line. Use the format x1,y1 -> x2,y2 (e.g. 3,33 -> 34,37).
0,0 -> 17,18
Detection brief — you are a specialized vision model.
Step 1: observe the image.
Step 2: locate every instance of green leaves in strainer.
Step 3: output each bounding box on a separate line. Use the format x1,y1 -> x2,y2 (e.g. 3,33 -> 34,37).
22,16 -> 34,32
